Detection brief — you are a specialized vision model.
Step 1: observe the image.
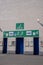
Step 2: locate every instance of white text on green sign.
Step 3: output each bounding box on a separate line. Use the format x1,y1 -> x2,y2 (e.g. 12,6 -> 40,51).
3,30 -> 39,38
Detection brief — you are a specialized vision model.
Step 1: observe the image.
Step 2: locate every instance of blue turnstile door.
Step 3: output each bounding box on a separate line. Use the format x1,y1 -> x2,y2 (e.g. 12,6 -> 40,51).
33,37 -> 39,55
3,38 -> 7,54
16,38 -> 24,54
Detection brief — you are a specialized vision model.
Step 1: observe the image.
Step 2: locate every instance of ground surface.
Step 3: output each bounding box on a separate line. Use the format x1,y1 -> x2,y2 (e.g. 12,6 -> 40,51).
0,54 -> 43,65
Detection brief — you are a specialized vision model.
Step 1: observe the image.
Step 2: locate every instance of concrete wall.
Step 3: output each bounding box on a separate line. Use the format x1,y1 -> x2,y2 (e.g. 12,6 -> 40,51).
0,0 -> 43,54
0,0 -> 43,37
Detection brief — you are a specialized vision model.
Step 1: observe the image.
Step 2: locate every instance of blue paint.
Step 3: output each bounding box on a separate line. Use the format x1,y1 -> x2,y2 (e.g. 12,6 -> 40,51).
2,38 -> 7,54
16,38 -> 24,54
33,37 -> 39,55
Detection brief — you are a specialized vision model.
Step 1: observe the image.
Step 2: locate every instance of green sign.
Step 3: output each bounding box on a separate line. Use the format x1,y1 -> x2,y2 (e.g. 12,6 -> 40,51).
3,30 -> 39,38
16,23 -> 24,29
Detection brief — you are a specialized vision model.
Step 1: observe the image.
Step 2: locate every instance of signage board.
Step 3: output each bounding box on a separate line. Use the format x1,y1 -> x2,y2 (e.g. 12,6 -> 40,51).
16,23 -> 24,29
3,30 -> 39,38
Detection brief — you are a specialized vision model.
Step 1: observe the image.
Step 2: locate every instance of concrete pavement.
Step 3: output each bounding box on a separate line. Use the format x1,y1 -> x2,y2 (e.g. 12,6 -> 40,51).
0,54 -> 43,65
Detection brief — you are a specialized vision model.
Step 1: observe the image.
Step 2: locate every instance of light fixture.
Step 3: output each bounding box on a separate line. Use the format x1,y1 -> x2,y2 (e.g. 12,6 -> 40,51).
37,18 -> 43,27
0,28 -> 3,32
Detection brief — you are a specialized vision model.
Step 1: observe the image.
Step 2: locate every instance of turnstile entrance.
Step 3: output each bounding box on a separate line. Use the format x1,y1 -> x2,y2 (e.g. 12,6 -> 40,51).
24,37 -> 33,54
2,37 -> 39,55
24,37 -> 39,55
0,38 -> 3,53
7,38 -> 16,54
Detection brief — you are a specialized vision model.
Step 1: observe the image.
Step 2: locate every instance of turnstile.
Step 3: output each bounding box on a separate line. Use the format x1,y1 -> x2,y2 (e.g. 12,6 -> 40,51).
2,37 -> 39,55
7,38 -> 16,54
0,38 -> 3,53
24,37 -> 33,55
39,38 -> 43,55
24,37 -> 39,55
